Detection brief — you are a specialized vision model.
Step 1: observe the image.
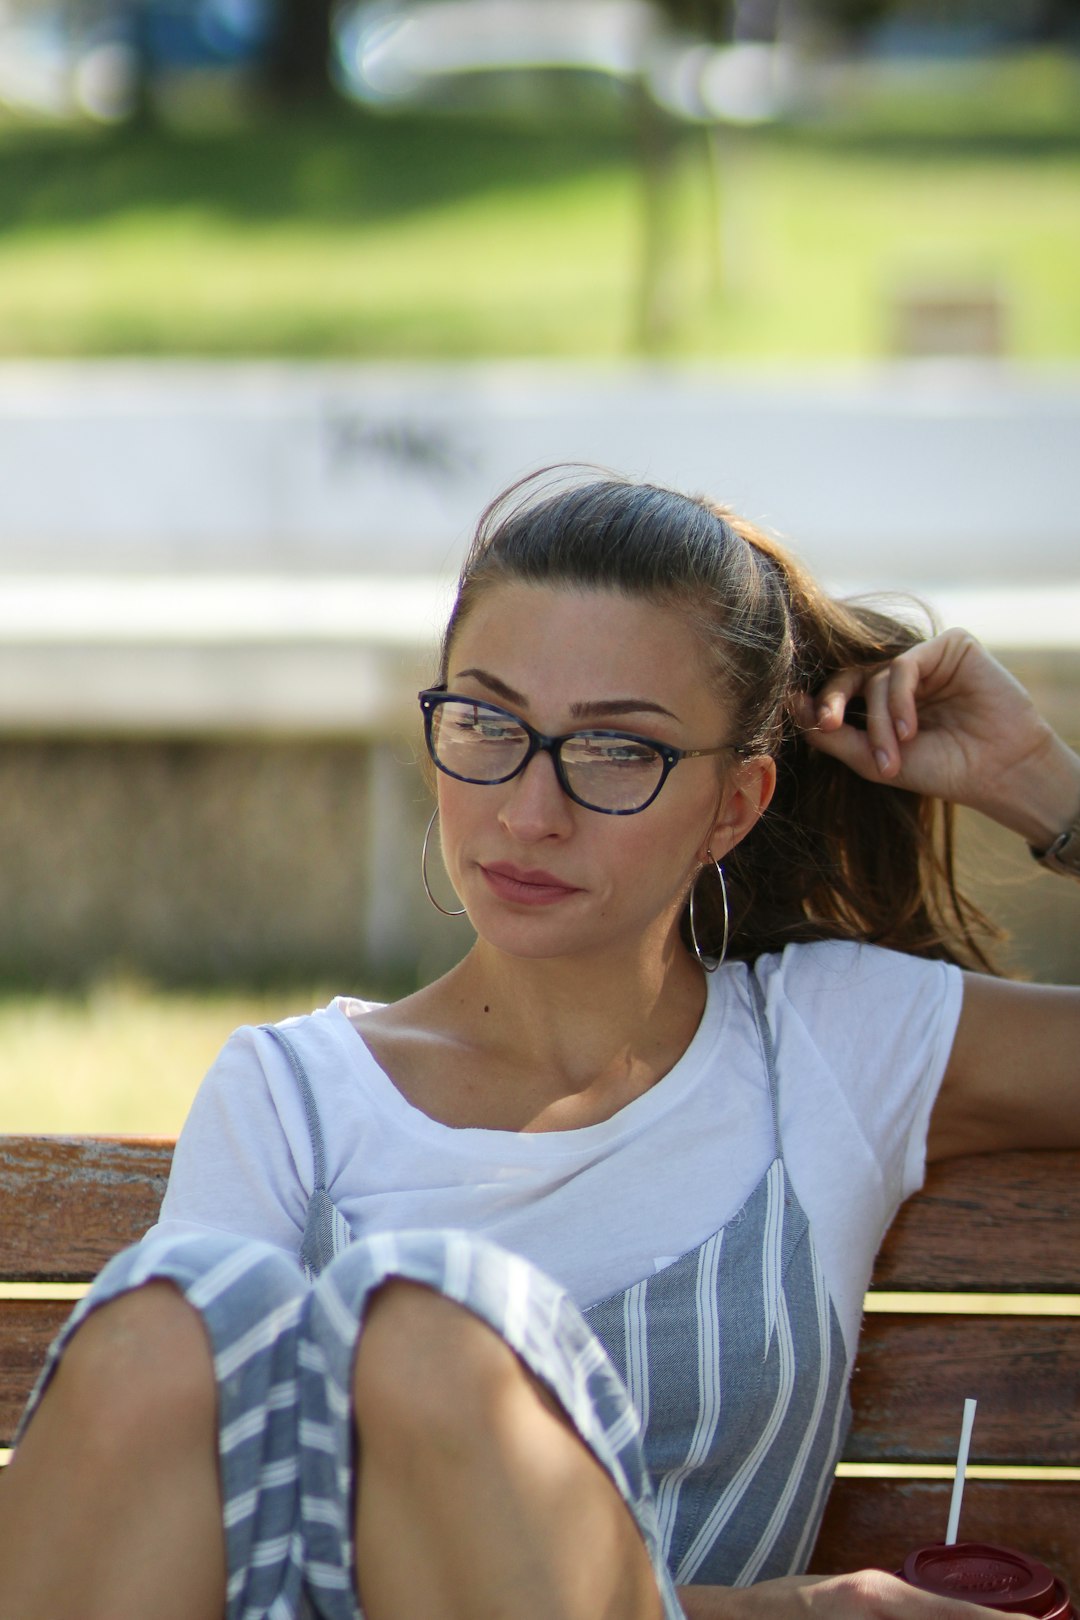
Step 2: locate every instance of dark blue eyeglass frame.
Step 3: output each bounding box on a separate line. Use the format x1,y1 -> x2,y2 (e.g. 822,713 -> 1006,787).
418,688 -> 741,816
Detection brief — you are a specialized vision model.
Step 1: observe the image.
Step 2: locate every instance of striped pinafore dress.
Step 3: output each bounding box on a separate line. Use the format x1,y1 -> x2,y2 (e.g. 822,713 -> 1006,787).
17,970 -> 852,1618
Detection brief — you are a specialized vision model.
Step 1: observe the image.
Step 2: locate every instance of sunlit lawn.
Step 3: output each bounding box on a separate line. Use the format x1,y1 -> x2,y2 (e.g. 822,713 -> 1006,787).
0,981 -> 340,1135
0,50 -> 1079,359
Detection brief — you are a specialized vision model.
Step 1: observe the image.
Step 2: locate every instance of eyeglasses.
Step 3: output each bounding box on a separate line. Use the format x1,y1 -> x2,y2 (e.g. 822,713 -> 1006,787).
418,689 -> 742,816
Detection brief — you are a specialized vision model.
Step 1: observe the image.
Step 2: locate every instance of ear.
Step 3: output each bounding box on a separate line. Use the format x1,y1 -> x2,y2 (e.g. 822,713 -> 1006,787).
704,755 -> 776,861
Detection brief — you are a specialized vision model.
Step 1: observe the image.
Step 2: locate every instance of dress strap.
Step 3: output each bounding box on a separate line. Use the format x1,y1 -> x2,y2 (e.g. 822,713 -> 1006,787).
745,967 -> 784,1157
261,1024 -> 340,1279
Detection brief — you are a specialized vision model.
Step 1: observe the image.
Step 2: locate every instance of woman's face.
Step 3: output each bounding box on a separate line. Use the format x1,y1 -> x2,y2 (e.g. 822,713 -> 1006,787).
436,581 -> 774,968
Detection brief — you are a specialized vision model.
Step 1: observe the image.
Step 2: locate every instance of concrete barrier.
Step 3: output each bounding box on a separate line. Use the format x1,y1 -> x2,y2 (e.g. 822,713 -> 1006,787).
2,359 -> 1078,580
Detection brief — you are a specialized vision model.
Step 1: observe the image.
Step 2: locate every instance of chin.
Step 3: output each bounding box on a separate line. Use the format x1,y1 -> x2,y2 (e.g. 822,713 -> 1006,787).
473,913 -> 621,967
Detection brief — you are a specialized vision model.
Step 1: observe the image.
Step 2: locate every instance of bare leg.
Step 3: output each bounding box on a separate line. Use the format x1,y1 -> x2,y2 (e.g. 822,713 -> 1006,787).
353,1279 -> 665,1620
0,1281 -> 226,1620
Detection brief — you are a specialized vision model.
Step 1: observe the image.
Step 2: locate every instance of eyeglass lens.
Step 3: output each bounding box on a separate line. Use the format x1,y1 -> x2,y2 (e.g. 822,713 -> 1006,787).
429,699 -> 665,812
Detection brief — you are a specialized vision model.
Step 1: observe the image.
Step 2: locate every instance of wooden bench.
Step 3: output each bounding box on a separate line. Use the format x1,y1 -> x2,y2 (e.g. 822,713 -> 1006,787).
1,1136 -> 1078,1584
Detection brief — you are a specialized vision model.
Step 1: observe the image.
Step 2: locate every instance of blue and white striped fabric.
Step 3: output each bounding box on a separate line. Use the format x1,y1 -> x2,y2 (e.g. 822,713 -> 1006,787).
578,971 -> 853,1586
16,1226 -> 685,1620
585,1157 -> 850,1585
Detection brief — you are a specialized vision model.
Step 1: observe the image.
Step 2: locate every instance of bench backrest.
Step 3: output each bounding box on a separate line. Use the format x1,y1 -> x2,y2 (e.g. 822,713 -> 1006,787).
1,1136 -> 1078,1584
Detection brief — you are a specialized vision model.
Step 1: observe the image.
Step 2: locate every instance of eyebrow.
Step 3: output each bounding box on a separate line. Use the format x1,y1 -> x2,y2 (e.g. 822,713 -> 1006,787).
452,667 -> 682,724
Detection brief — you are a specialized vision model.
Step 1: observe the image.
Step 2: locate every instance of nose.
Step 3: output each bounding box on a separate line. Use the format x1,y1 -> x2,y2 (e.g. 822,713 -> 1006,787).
497,749 -> 575,842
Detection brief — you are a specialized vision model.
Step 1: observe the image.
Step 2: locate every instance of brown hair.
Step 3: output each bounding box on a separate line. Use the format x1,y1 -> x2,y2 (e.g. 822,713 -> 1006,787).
440,468 -> 1000,972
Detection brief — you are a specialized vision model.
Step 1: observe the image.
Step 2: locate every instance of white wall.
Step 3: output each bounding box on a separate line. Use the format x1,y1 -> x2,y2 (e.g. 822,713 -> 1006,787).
3,359 -> 1078,584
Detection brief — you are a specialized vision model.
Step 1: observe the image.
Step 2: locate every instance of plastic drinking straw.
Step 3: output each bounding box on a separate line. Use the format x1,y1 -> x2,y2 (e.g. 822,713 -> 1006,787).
946,1398 -> 978,1545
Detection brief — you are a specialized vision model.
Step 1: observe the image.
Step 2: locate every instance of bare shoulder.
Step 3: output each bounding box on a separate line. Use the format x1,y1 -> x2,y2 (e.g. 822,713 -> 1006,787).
345,974 -> 500,1125
355,982 -> 446,1042
350,980 -> 462,1075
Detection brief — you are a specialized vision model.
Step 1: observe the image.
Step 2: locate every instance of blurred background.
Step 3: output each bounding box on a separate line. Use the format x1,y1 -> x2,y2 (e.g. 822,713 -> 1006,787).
1,0 -> 1078,1133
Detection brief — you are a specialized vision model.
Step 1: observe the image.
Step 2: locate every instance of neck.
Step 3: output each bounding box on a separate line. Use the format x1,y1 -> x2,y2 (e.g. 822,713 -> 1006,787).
442,926 -> 708,1102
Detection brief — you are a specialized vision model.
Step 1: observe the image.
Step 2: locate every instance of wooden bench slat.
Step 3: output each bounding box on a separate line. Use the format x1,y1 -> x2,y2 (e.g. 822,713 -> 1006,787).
812,1478 -> 1080,1587
4,1134 -> 1075,1283
0,1137 -> 172,1280
0,1300 -> 72,1446
847,1313 -> 1080,1464
3,1139 -> 1076,1287
873,1150 -> 1080,1292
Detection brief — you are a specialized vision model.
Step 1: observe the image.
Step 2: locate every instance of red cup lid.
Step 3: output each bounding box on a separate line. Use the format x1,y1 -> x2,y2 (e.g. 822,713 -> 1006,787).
901,1544 -> 1057,1614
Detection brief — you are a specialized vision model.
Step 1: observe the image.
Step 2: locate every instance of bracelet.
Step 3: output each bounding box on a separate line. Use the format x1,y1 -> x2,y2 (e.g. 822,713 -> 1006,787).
1030,804 -> 1080,879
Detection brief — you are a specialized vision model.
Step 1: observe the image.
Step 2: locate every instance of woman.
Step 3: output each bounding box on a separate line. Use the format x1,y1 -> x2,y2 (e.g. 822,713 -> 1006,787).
1,471 -> 1078,1620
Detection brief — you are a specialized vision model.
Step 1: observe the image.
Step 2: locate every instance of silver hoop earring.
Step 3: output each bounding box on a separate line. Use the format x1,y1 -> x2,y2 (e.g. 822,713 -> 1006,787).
688,853 -> 729,973
421,807 -> 467,917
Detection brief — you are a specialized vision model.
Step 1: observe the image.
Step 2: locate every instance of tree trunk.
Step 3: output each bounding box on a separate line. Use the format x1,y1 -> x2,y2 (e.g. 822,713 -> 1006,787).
634,87 -> 682,353
122,0 -> 157,125
268,0 -> 336,104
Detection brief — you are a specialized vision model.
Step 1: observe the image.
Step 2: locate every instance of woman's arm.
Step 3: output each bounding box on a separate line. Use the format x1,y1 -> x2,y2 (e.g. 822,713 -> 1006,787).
797,629 -> 1080,1160
928,972 -> 1080,1159
677,1573 -> 1024,1619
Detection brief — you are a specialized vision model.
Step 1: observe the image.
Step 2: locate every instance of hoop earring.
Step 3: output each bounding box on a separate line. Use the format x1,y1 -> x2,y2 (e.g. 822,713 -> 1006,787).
688,852 -> 729,973
421,807 -> 467,917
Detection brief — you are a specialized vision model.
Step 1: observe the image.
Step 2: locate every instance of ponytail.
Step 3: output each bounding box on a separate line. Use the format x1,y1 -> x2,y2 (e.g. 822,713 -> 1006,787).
694,513 -> 1002,971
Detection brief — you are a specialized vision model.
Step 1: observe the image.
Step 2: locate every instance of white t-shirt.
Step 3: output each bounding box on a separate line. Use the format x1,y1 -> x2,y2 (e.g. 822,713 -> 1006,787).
150,940 -> 963,1362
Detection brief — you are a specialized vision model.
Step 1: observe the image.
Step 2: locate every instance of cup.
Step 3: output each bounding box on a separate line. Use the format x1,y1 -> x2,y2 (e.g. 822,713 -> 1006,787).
897,1543 -> 1076,1619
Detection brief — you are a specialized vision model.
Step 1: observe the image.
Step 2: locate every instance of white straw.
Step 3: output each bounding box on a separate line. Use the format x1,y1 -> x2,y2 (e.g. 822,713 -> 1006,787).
946,1398 -> 978,1545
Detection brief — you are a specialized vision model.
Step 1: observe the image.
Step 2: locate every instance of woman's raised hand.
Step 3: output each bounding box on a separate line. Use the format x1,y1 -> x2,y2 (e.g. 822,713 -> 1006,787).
792,628 -> 1080,851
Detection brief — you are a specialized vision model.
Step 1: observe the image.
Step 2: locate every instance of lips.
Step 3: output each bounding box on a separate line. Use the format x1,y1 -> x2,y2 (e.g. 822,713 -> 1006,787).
479,862 -> 582,906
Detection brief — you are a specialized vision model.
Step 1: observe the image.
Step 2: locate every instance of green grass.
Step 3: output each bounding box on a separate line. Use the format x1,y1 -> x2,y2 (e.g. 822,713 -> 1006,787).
0,981 -> 339,1134
0,107 -> 641,356
1,51 -> 1079,359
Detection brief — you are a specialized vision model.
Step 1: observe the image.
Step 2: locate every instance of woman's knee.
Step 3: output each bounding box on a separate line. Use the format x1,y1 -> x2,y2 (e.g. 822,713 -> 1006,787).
46,1281 -> 217,1460
353,1279 -> 530,1454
